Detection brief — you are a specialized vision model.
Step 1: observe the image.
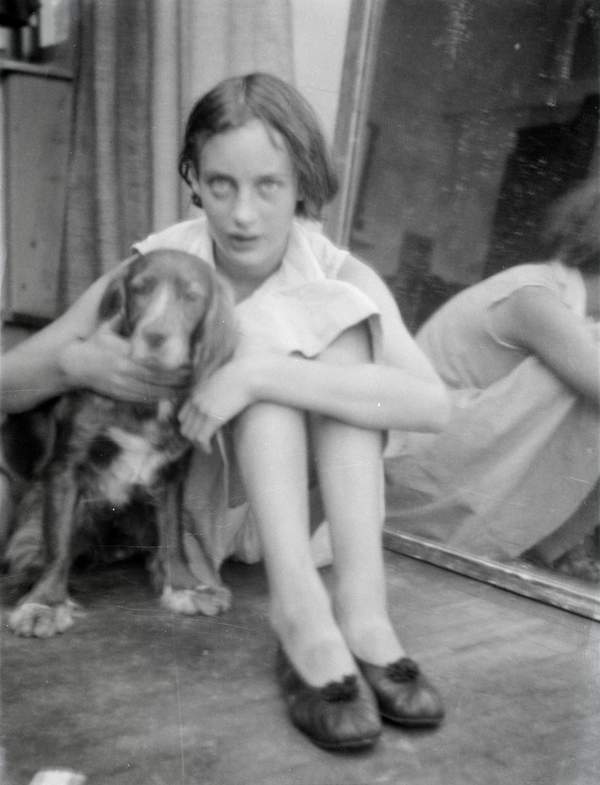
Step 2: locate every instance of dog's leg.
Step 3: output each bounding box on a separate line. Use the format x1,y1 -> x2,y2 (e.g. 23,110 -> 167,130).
8,470 -> 82,637
156,483 -> 230,617
2,480 -> 46,600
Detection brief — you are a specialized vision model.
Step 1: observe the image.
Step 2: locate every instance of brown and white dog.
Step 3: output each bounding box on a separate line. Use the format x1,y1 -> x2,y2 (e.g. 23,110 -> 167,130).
2,249 -> 236,637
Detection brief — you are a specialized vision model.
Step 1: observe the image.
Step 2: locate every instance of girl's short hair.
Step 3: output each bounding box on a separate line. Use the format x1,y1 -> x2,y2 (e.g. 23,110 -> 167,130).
178,73 -> 338,220
542,177 -> 600,273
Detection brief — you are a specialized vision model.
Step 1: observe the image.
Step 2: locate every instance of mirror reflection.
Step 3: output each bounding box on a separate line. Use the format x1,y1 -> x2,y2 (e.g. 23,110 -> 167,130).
342,1 -> 599,592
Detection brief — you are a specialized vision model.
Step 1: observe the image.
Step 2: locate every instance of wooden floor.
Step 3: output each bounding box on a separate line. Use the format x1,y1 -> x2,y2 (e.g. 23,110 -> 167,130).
2,551 -> 599,785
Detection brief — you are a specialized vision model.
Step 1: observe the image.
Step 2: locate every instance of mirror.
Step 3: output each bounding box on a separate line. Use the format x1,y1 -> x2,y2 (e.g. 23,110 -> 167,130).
327,0 -> 600,620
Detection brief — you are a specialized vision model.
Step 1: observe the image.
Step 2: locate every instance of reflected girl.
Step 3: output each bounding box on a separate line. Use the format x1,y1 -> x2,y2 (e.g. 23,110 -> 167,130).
385,178 -> 600,581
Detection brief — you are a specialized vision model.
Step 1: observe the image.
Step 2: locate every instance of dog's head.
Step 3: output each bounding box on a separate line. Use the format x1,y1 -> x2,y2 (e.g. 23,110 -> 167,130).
98,249 -> 236,381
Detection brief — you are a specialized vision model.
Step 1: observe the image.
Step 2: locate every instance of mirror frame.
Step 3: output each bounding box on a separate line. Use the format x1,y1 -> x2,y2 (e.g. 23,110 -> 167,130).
325,0 -> 600,622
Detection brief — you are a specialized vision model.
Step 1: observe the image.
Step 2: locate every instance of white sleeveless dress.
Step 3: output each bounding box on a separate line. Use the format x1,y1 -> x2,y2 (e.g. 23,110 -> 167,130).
385,261 -> 599,561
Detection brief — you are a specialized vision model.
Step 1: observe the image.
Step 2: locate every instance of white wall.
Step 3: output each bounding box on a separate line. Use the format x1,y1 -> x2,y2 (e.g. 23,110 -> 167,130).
291,0 -> 352,143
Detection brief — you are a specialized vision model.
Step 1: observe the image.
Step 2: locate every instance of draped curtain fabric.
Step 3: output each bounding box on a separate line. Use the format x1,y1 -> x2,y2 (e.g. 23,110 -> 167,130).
59,0 -> 294,310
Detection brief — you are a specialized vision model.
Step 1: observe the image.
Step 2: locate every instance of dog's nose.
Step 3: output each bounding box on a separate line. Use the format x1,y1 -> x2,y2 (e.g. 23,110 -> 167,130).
144,330 -> 167,349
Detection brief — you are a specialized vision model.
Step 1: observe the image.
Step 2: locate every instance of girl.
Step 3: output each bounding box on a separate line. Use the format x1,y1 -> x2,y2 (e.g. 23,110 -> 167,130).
385,178 -> 600,581
1,73 -> 449,750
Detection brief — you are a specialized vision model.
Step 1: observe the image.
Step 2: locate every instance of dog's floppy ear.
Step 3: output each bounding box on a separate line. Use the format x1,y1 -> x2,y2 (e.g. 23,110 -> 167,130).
97,253 -> 143,336
192,272 -> 237,384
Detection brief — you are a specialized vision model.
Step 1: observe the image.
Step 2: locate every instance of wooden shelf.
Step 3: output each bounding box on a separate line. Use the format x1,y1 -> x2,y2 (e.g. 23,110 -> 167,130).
0,56 -> 72,80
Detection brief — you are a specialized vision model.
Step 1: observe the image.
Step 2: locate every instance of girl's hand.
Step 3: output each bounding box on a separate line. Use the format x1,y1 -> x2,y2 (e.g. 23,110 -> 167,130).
178,356 -> 256,452
59,320 -> 190,403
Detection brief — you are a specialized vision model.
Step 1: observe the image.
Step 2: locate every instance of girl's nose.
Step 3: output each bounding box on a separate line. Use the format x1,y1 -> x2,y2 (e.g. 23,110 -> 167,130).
231,187 -> 258,225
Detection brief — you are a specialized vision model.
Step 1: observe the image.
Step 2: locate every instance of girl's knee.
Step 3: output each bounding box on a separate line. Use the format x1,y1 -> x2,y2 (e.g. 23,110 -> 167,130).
232,403 -> 311,494
237,401 -> 305,427
233,401 -> 307,445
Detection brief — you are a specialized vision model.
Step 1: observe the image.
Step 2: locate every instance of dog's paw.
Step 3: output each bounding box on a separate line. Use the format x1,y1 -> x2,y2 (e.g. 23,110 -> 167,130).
7,598 -> 80,638
160,583 -> 232,617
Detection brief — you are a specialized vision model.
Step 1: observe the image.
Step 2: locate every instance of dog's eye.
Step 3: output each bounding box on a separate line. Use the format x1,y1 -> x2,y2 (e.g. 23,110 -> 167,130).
182,282 -> 207,303
130,277 -> 155,295
184,289 -> 205,303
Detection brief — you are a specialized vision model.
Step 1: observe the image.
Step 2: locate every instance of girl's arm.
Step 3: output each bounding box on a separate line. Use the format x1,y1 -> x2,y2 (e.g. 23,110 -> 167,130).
1,273 -> 112,411
1,259 -> 187,413
179,258 -> 450,449
490,286 -> 600,405
252,255 -> 449,429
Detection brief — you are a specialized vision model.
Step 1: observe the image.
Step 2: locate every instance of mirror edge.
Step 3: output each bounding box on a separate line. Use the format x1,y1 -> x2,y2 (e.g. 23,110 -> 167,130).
385,530 -> 600,622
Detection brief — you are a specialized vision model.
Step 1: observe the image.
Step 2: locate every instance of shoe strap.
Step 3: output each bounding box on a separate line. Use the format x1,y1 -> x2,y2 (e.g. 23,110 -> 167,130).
386,657 -> 420,682
320,674 -> 359,702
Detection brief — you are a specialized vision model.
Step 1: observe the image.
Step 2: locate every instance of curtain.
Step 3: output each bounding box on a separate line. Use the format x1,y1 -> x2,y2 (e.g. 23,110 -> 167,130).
59,0 -> 294,309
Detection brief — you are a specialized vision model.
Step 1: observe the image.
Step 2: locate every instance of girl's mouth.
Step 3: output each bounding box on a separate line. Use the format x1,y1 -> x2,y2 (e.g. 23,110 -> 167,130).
228,234 -> 259,247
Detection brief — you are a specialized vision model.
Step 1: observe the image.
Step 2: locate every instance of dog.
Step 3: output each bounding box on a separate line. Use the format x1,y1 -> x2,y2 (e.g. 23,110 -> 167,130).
2,249 -> 236,637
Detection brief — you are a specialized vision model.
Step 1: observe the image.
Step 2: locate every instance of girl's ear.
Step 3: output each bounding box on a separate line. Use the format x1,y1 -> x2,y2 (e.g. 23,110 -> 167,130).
192,273 -> 237,384
188,168 -> 203,208
295,183 -> 308,217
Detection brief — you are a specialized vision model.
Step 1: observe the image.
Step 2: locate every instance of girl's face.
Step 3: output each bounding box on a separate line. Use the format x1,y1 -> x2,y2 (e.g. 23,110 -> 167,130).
192,119 -> 299,286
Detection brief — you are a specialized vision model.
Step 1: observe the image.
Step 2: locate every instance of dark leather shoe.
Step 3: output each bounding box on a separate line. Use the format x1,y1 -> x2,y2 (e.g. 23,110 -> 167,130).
355,656 -> 444,727
276,646 -> 382,751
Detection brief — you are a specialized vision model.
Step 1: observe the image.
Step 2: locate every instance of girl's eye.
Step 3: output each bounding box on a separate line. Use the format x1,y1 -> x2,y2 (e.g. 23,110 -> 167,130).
208,177 -> 234,198
258,179 -> 281,197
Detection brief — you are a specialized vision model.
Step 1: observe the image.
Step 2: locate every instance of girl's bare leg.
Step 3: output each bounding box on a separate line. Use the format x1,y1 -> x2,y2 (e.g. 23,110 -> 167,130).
311,325 -> 405,665
233,401 -> 357,685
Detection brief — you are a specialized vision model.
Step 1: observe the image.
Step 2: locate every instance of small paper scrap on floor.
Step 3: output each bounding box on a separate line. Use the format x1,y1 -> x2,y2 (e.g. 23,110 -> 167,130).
29,771 -> 86,785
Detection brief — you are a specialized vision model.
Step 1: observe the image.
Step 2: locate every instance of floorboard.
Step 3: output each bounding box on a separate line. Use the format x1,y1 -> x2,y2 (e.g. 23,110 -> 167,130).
2,552 -> 599,785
